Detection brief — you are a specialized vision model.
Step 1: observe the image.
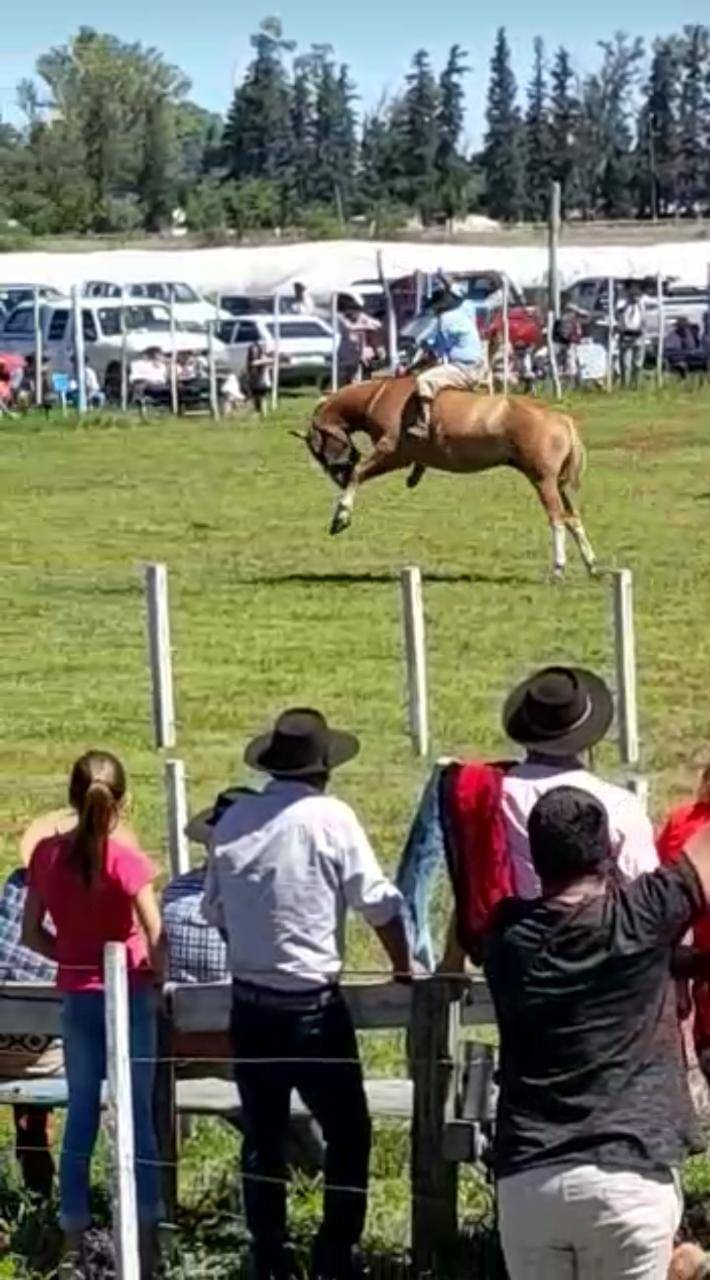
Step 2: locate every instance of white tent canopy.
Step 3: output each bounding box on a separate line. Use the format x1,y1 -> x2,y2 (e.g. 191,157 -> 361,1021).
1,239 -> 709,298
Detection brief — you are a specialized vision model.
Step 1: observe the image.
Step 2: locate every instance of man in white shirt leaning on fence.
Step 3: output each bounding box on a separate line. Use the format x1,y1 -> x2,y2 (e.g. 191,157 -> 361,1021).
202,707 -> 412,1280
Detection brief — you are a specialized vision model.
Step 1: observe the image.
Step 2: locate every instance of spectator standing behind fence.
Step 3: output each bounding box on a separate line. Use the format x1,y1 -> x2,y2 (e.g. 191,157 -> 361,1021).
202,708 -> 412,1280
617,281 -> 648,389
163,789 -> 326,1172
484,785 -> 710,1280
291,281 -> 316,315
21,751 -> 165,1280
246,340 -> 271,417
439,666 -> 658,973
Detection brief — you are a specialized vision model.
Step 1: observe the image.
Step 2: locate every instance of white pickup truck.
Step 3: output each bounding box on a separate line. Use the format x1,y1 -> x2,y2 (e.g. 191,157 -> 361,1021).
0,295 -> 226,396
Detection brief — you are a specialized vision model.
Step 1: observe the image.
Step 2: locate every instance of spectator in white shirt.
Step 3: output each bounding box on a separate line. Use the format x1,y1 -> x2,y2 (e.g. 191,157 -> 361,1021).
203,708 -> 411,1280
616,282 -> 648,389
83,361 -> 105,410
291,281 -> 316,315
441,666 -> 658,971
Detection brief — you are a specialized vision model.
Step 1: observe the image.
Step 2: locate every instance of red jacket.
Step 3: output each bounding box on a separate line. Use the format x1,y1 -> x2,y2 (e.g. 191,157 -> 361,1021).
443,761 -> 515,959
658,800 -> 710,1052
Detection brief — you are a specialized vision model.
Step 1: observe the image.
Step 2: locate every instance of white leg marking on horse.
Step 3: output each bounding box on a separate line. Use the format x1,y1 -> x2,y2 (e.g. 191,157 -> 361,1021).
551,522 -> 567,576
568,518 -> 597,573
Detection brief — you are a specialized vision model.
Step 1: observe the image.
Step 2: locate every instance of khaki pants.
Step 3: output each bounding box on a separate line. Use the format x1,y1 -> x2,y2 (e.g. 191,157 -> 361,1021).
416,360 -> 487,400
498,1163 -> 682,1280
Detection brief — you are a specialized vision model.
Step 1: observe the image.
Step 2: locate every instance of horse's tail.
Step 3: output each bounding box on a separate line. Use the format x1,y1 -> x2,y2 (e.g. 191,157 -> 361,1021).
560,416 -> 586,491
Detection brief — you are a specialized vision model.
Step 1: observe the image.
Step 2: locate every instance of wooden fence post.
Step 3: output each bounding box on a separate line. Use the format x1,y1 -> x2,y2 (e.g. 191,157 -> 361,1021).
120,289 -> 129,413
207,319 -> 219,420
548,180 -> 561,320
154,997 -> 178,1227
502,277 -> 510,395
104,943 -> 141,1280
400,566 -> 429,757
547,310 -> 562,400
169,286 -> 178,416
655,273 -> 665,390
410,979 -> 459,1276
330,292 -> 339,393
33,287 -> 43,410
271,291 -> 281,412
71,286 -> 87,414
165,759 -> 190,877
144,563 -> 176,749
606,278 -> 615,393
612,568 -> 639,767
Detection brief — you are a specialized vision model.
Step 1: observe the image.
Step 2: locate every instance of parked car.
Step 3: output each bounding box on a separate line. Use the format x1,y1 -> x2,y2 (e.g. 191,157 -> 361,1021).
564,276 -> 709,352
0,296 -> 226,396
81,280 -> 228,331
217,313 -> 338,385
219,293 -> 279,317
0,284 -> 63,328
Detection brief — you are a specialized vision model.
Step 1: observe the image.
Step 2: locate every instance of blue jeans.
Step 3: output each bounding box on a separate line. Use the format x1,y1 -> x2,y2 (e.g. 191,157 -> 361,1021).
60,988 -> 162,1231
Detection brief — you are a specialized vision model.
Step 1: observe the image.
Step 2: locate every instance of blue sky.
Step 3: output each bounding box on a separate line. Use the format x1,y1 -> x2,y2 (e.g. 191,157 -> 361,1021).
1,0 -> 708,145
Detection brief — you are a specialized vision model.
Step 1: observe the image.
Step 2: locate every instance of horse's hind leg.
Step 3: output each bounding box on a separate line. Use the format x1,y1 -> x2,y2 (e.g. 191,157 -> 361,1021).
330,445 -> 406,535
406,463 -> 426,490
533,477 -> 568,578
559,485 -> 598,576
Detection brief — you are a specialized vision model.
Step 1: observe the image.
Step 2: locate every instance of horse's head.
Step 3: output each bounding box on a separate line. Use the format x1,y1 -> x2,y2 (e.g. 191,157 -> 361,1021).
291,400 -> 361,490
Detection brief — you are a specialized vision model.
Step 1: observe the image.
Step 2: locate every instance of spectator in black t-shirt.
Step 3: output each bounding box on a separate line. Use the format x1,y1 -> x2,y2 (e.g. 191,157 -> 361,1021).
483,784 -> 710,1280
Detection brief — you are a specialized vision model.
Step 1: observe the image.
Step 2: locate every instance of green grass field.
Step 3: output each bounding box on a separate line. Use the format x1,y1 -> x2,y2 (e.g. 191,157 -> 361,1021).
1,386 -> 710,1274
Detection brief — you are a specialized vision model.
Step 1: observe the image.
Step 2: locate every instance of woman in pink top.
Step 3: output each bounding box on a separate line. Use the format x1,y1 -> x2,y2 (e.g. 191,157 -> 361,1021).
22,751 -> 164,1278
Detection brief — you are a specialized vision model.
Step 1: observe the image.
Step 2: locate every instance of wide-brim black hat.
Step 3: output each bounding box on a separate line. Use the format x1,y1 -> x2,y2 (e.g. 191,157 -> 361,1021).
428,286 -> 460,312
184,786 -> 248,846
244,707 -> 360,778
503,666 -> 614,757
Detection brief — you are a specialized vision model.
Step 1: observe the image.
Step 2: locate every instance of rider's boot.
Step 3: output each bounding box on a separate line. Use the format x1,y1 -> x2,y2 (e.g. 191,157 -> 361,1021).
406,396 -> 431,441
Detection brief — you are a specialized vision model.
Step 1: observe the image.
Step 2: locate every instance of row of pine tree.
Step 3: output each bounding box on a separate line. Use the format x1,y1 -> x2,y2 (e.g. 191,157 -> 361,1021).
1,19 -> 710,236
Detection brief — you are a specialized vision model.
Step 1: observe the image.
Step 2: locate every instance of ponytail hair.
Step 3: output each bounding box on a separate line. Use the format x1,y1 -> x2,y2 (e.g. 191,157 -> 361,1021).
68,751 -> 127,888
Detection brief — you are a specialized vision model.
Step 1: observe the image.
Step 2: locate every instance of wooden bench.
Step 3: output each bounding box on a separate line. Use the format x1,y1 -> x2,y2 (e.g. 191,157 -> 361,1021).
0,976 -> 496,1275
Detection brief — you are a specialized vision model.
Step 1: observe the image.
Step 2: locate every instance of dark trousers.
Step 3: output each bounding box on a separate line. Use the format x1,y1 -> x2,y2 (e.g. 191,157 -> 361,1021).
14,1106 -> 54,1197
231,984 -> 371,1277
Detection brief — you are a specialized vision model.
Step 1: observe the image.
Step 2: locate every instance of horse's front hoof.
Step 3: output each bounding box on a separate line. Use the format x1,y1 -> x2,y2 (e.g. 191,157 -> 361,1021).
330,508 -> 351,536
586,562 -> 600,579
551,566 -> 565,583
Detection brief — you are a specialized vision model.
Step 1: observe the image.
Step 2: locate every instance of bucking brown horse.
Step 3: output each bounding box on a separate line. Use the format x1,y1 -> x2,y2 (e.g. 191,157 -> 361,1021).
294,375 -> 597,578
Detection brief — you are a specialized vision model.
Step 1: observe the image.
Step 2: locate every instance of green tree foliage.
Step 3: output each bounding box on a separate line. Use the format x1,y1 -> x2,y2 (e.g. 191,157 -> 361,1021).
400,50 -> 440,222
174,102 -> 223,186
223,17 -> 294,187
436,45 -> 469,222
548,47 -> 580,215
6,19 -> 710,238
677,26 -> 710,214
524,38 -> 552,220
140,97 -> 177,231
636,38 -> 681,217
483,28 -> 526,221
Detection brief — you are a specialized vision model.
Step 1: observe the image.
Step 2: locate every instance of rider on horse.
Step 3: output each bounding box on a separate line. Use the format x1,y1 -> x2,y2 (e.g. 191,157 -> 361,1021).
406,283 -> 488,441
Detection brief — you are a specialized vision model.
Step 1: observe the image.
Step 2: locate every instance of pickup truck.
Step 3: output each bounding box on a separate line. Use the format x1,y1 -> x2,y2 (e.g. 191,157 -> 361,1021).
0,295 -> 226,397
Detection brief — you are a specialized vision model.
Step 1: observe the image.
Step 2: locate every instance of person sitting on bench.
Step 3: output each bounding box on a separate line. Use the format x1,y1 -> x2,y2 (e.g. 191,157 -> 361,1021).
0,823 -> 62,1198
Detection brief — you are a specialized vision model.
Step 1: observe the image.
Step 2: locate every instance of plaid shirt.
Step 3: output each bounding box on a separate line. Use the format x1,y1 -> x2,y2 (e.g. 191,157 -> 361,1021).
0,869 -> 58,1072
0,870 -> 56,983
163,867 -> 227,984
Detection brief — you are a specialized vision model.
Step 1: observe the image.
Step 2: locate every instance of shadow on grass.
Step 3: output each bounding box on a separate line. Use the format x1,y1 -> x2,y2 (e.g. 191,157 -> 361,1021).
233,570 -> 532,587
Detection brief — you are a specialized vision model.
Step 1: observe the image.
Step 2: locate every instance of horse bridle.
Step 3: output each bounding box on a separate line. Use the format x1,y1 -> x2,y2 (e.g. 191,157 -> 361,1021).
308,421 -> 359,491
